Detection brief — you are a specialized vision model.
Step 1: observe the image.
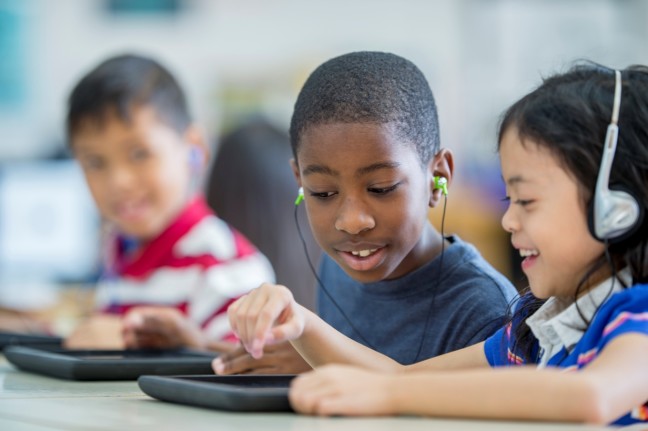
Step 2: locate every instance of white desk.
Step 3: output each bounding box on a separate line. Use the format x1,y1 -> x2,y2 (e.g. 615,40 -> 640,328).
0,356 -> 618,431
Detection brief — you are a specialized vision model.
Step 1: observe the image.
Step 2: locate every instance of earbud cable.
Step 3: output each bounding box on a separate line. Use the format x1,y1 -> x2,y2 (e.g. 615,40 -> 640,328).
294,205 -> 375,348
412,193 -> 447,362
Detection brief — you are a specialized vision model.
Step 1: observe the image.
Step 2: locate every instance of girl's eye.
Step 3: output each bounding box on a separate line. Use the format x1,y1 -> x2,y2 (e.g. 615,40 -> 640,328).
501,196 -> 532,206
514,199 -> 533,207
368,183 -> 399,195
310,191 -> 336,199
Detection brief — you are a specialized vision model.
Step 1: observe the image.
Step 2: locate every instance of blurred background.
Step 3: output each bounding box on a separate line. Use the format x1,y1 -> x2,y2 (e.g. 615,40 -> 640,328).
1,0 -> 648,317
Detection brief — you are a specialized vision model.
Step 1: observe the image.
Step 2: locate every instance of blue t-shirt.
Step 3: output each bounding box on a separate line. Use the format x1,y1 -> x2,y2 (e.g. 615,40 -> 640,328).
318,235 -> 518,365
484,284 -> 648,425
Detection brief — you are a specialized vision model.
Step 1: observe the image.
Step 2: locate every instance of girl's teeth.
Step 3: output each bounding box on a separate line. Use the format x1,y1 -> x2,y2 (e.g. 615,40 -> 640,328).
520,249 -> 539,257
351,249 -> 378,257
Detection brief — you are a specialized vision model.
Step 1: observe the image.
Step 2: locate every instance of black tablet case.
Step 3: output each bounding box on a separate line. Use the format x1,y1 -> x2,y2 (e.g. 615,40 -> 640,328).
138,374 -> 295,412
4,346 -> 216,380
0,332 -> 63,350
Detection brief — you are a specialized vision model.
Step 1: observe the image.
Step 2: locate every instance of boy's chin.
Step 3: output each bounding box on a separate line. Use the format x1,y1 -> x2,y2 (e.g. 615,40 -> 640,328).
339,265 -> 388,284
114,222 -> 162,241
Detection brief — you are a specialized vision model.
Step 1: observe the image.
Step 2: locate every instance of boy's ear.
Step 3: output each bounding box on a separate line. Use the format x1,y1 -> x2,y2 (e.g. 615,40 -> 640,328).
184,124 -> 210,170
289,158 -> 302,187
428,148 -> 454,208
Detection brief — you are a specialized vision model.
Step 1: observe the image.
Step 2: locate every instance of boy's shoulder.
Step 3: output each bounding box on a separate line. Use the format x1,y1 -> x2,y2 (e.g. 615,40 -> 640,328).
439,236 -> 517,302
177,215 -> 260,262
170,197 -> 258,261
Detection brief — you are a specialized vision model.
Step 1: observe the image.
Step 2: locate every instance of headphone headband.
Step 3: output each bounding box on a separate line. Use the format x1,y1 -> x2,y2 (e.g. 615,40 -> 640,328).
610,70 -> 622,125
590,69 -> 641,242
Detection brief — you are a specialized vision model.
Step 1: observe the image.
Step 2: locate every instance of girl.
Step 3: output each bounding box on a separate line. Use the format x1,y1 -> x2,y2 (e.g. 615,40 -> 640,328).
227,64 -> 648,425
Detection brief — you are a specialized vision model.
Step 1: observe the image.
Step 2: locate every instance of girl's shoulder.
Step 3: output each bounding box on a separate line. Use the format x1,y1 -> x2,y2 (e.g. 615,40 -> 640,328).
586,283 -> 648,346
598,283 -> 648,315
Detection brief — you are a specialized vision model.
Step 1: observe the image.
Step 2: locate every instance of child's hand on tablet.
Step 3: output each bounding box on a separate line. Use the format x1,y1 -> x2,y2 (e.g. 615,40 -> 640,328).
122,306 -> 206,350
212,341 -> 312,375
65,314 -> 124,349
227,283 -> 306,359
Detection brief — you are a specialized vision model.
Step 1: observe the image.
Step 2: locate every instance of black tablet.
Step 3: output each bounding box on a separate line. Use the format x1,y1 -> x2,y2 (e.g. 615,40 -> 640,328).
4,346 -> 216,380
138,374 -> 295,412
0,331 -> 63,350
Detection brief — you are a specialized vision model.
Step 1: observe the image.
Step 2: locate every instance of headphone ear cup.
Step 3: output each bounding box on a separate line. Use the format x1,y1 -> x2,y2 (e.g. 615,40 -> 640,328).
589,185 -> 643,243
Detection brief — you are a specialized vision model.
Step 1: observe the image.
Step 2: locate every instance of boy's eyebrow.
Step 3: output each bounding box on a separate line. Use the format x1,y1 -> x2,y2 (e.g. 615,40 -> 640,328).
356,161 -> 400,177
302,164 -> 339,177
302,161 -> 401,177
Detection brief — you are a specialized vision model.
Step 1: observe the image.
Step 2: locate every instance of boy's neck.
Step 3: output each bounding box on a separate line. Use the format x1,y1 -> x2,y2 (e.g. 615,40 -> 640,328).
405,222 -> 447,274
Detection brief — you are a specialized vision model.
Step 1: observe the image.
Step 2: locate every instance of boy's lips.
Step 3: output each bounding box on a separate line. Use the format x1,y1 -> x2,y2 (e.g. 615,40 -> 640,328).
113,198 -> 151,223
336,245 -> 387,272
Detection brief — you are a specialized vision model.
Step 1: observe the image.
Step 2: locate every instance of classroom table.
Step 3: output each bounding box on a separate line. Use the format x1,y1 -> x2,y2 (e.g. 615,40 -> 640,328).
0,355 -> 623,431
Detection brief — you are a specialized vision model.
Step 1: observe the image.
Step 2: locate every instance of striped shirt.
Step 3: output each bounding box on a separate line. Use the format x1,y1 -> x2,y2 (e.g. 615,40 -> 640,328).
484,283 -> 648,425
94,196 -> 275,342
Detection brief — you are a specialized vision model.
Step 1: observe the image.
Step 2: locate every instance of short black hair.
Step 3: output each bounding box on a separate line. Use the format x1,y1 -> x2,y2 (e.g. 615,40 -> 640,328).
289,51 -> 440,164
66,53 -> 191,144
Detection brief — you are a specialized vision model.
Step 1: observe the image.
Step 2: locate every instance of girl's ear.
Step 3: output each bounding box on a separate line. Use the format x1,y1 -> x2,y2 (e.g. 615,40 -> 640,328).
428,148 -> 454,208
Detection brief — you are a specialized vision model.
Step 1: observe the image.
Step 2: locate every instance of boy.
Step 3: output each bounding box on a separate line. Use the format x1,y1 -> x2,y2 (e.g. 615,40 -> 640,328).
212,51 -> 518,373
64,54 -> 274,349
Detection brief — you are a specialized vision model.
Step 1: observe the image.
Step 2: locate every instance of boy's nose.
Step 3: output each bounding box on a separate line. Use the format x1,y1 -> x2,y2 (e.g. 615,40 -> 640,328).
334,198 -> 376,234
109,166 -> 138,190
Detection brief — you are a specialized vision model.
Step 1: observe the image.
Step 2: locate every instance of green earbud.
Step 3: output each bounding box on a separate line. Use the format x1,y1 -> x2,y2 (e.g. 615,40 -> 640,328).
294,187 -> 305,206
434,176 -> 448,196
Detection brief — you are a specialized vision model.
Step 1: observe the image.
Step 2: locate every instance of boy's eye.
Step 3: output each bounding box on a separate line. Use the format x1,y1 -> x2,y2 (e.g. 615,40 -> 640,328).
368,183 -> 399,195
82,156 -> 105,171
130,148 -> 150,161
310,191 -> 337,199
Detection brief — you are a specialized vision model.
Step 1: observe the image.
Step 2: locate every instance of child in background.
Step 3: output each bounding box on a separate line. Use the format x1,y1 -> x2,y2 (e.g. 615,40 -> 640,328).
230,64 -> 648,425
64,54 -> 274,349
212,51 -> 517,375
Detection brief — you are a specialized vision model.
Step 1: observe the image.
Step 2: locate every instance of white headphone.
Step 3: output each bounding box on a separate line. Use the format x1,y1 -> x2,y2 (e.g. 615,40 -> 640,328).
590,69 -> 641,242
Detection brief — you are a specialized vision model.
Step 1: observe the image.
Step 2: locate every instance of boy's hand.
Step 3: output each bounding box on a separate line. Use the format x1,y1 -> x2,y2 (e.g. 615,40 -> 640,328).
65,314 -> 125,349
289,365 -> 396,416
122,306 -> 206,350
228,283 -> 305,359
212,341 -> 312,375
0,309 -> 50,334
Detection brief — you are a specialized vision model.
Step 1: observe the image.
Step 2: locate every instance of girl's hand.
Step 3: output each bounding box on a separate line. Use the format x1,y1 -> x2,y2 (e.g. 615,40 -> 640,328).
289,365 -> 396,416
227,283 -> 305,359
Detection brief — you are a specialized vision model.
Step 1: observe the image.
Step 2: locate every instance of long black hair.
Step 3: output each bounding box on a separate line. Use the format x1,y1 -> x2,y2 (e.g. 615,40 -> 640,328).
498,63 -> 648,362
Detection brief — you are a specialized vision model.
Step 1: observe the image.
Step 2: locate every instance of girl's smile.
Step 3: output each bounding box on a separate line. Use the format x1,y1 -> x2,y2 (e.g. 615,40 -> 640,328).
500,127 -> 607,299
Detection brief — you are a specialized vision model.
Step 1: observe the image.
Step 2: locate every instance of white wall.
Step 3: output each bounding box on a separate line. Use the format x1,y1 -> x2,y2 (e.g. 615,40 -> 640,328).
2,0 -> 646,163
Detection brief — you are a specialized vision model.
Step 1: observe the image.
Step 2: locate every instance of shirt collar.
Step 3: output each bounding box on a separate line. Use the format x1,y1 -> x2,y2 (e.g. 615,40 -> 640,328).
526,268 -> 631,367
